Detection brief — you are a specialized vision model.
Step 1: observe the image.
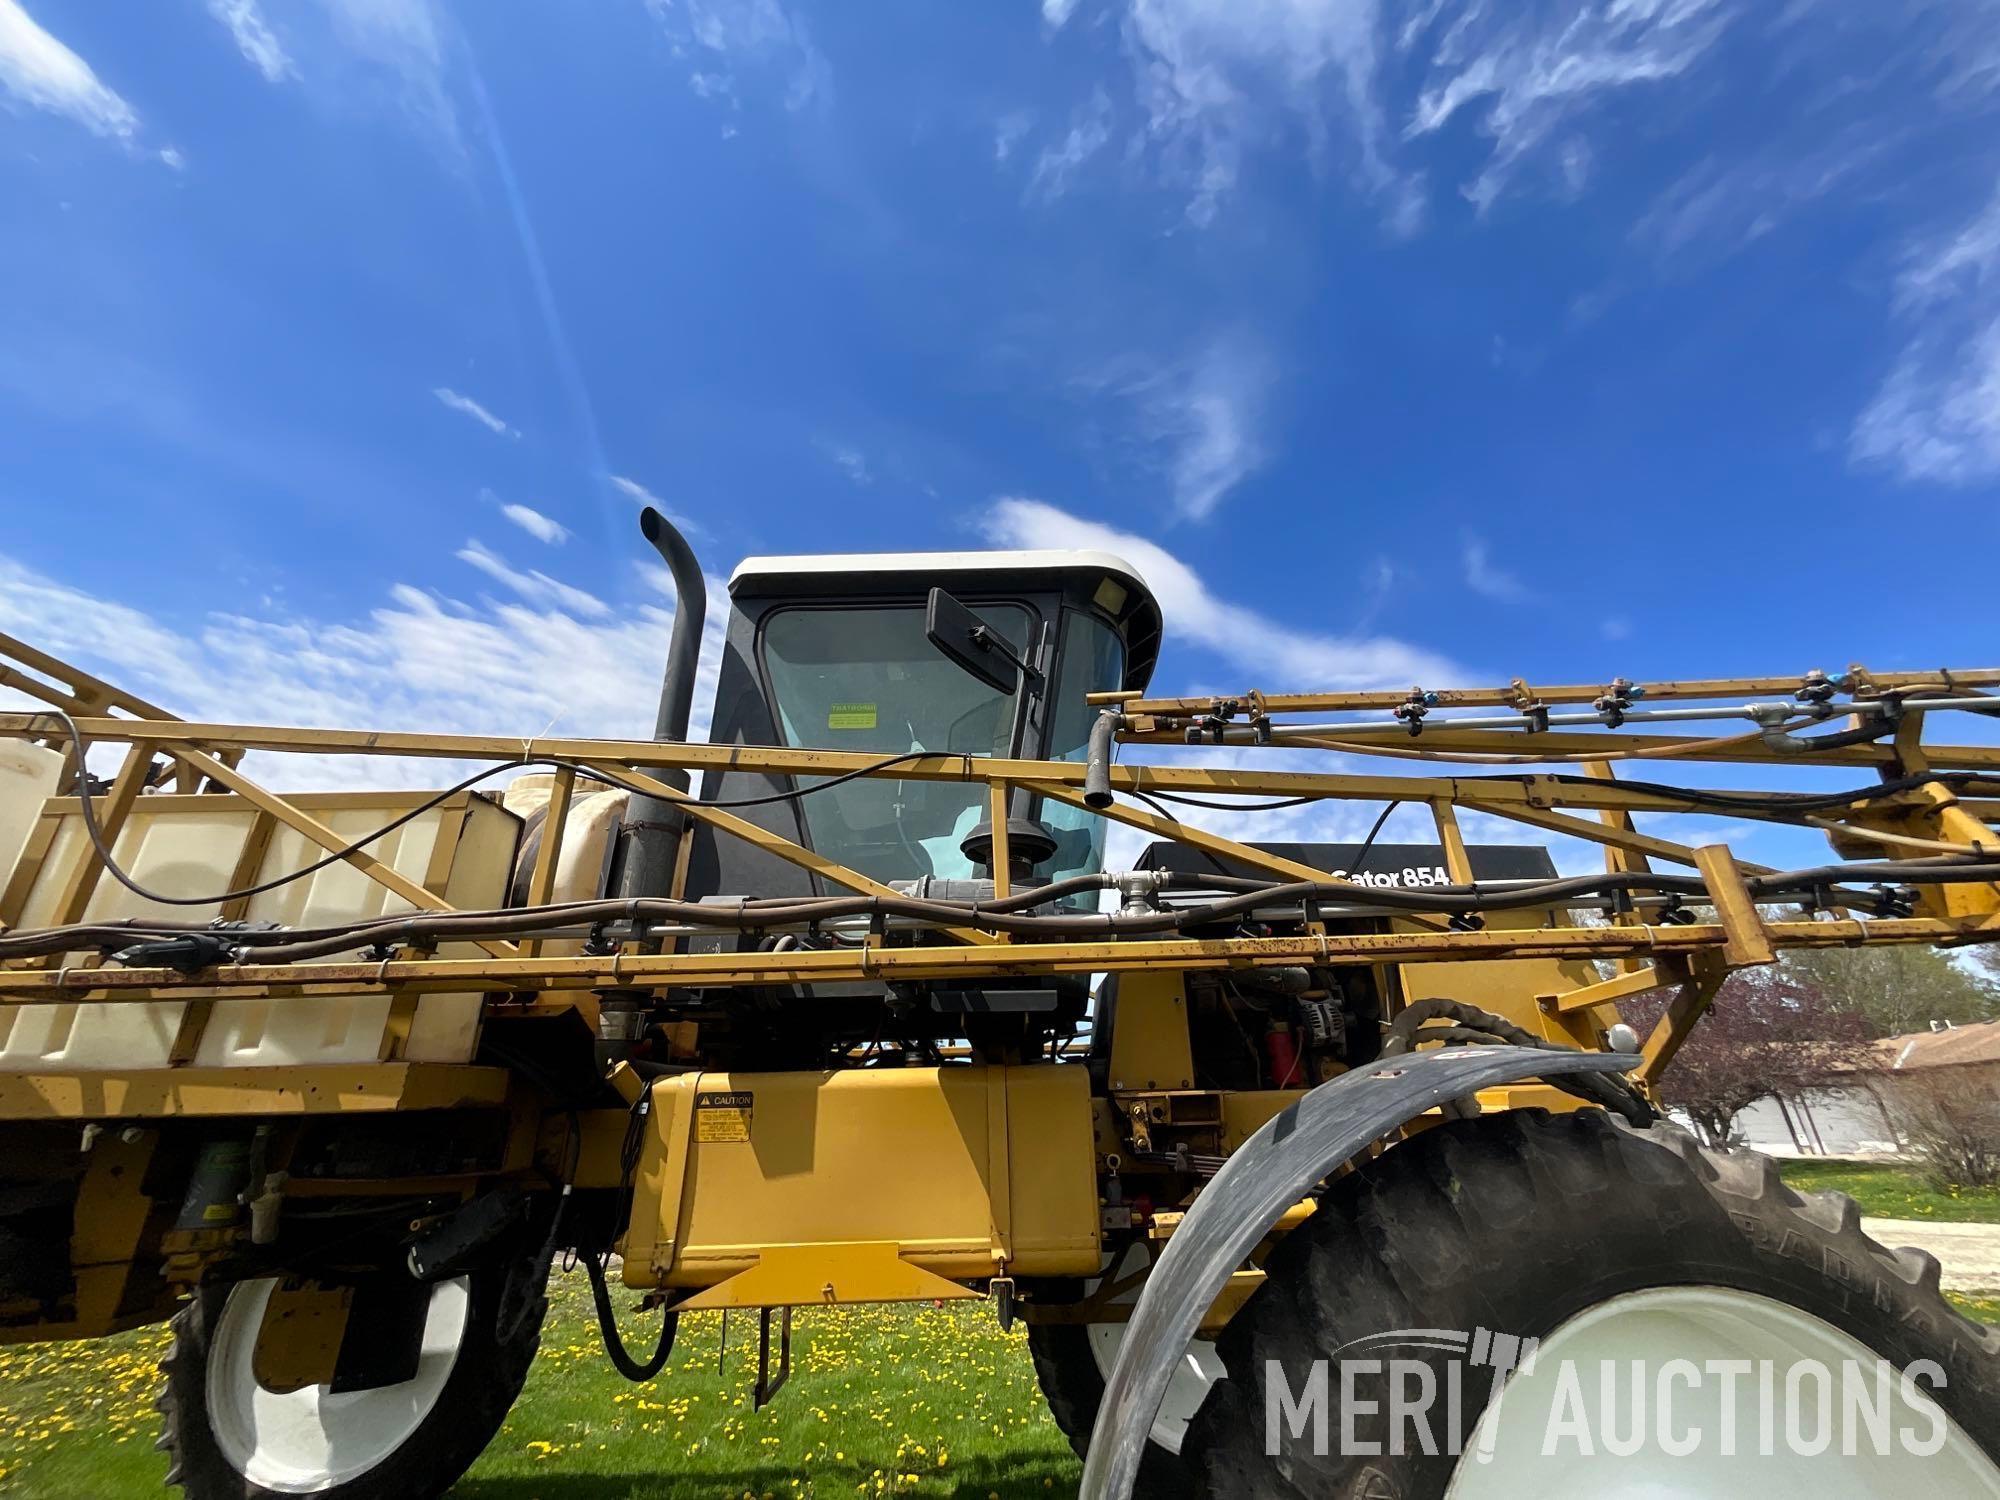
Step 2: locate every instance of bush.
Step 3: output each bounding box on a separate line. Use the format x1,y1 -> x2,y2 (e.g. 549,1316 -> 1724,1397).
1885,1075 -> 2000,1192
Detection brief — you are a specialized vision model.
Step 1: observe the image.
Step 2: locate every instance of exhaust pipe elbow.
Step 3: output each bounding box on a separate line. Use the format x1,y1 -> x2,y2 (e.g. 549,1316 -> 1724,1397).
1084,710 -> 1122,810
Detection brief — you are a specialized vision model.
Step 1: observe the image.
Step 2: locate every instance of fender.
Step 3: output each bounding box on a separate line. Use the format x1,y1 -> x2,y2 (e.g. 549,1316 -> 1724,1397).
1077,1045 -> 1641,1500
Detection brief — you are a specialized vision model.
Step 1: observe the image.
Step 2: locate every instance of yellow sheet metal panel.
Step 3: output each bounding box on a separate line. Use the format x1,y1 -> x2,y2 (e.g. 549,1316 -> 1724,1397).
0,792 -> 516,1071
1104,970 -> 1195,1092
251,1281 -> 352,1393
674,1242 -> 983,1311
623,1065 -> 1100,1296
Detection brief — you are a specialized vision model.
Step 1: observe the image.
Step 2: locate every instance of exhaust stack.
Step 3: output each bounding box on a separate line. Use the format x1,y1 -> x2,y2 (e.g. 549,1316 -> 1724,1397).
619,506 -> 707,901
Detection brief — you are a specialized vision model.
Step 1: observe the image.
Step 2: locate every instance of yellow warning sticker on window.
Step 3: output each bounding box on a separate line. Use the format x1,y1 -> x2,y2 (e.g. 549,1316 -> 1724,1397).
695,1090 -> 753,1143
828,703 -> 877,730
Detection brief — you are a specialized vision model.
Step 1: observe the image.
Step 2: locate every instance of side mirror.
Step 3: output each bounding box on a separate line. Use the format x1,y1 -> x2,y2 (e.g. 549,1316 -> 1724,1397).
925,587 -> 1022,694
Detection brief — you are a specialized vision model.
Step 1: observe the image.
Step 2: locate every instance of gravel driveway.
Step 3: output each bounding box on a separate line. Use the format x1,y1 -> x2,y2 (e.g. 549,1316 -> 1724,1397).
1863,1218 -> 2000,1293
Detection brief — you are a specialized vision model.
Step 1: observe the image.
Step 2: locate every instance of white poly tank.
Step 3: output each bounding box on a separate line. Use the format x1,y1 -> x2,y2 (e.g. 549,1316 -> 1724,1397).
0,788 -> 519,1072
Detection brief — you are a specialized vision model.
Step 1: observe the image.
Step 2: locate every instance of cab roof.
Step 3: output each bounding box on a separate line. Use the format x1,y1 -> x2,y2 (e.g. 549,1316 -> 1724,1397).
728,548 -> 1161,692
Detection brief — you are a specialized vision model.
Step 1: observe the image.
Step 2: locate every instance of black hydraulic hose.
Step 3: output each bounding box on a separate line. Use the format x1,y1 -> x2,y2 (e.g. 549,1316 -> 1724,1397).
1758,720 -> 1906,757
1385,997 -> 1655,1124
33,701 -> 2000,919
15,859 -> 2000,966
12,711 -> 2000,959
584,1077 -> 677,1381
30,707 -> 534,908
1540,768 -> 2000,816
27,710 -> 979,912
583,1249 -> 678,1381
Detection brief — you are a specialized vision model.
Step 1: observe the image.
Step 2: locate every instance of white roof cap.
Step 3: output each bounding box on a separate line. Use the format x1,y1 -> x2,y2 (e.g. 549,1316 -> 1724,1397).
729,548 -> 1151,591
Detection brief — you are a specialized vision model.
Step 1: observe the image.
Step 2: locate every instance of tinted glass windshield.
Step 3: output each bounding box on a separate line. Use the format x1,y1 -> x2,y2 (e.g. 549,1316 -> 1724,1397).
763,603 -> 1032,882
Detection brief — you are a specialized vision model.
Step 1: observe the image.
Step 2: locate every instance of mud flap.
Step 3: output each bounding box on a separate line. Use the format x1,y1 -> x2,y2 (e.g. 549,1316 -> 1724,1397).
1076,1045 -> 1640,1500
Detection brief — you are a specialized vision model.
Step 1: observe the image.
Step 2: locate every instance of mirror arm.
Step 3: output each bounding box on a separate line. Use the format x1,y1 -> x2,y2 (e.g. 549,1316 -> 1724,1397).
969,624 -> 1042,684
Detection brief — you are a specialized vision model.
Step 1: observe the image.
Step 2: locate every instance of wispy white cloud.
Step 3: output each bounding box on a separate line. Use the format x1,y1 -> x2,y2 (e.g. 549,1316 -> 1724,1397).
993,109 -> 1035,162
608,473 -> 708,538
1042,0 -> 1082,26
823,445 -> 872,486
0,0 -> 139,142
1040,0 -> 1760,229
669,0 -> 830,111
1629,112 -> 1909,271
983,497 -> 1466,688
318,0 -> 458,143
431,386 -> 516,438
688,70 -> 736,104
1117,0 -> 1399,229
500,502 -> 569,546
205,0 -> 457,141
1028,88 -> 1112,201
1460,531 -> 1532,603
1082,333 -> 1271,520
1852,180 -> 2000,485
1893,181 -> 2000,312
456,538 -> 607,618
0,548 -> 713,789
208,0 -> 296,83
1408,0 -> 1735,214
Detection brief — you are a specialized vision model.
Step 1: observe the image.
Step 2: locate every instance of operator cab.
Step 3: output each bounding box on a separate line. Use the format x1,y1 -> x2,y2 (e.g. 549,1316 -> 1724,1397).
683,548 -> 1160,901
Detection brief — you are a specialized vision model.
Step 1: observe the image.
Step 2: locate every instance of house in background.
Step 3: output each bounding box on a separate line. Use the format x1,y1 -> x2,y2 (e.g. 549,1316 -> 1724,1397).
1724,1017 -> 2000,1158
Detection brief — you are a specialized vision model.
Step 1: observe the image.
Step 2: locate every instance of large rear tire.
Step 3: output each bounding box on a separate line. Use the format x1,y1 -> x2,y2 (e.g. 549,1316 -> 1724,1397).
1183,1108 -> 2000,1498
158,1263 -> 545,1499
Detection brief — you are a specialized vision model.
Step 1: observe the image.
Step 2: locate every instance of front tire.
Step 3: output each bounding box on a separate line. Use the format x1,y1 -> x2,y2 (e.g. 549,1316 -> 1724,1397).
1184,1108 -> 2000,1498
1028,1245 -> 1224,1498
158,1264 -> 544,1499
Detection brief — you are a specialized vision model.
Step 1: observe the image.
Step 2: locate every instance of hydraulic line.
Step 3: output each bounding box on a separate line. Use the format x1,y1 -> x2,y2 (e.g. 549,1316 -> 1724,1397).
1382,997 -> 1654,1124
20,708 -> 2000,966
583,1249 -> 677,1381
29,708 -> 961,909
8,858 -> 2000,966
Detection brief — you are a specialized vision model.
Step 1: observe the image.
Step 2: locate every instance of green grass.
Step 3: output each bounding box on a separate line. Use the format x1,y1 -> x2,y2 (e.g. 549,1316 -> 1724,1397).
0,1272 -> 1079,1498
1953,1295 -> 2000,1325
1778,1158 -> 2000,1224
2,1272 -> 1994,1497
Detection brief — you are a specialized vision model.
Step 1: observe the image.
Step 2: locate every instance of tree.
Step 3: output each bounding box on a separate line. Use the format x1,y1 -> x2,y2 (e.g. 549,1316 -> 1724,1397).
1973,944 -> 2000,991
1778,945 -> 1997,1038
1626,965 -> 1873,1148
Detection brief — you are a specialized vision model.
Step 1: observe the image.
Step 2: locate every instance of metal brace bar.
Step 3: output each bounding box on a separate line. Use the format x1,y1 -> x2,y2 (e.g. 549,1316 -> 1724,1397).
754,1305 -> 792,1408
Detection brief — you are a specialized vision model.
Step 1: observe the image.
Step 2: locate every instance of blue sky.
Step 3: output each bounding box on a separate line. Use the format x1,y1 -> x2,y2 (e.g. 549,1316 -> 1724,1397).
2,0 -> 1998,858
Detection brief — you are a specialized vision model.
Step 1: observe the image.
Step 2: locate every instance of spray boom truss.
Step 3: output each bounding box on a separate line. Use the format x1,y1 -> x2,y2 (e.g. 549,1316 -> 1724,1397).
2,633 -> 1997,1090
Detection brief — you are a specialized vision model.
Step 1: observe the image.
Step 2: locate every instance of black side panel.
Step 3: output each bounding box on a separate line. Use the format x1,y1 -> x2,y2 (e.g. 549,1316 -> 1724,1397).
1134,841 -> 1559,885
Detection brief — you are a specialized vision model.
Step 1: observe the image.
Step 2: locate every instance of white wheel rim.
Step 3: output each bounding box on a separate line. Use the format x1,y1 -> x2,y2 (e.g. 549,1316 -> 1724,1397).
1085,1243 -> 1225,1456
206,1277 -> 470,1494
1446,1285 -> 2000,1498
